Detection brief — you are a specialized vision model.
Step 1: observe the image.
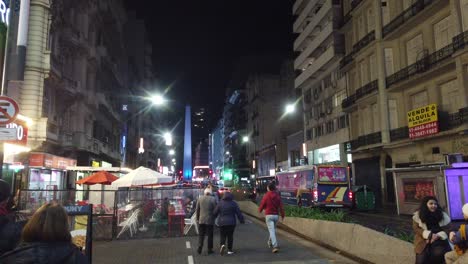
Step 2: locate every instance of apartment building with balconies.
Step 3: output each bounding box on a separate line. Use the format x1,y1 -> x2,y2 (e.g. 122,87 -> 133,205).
293,0 -> 350,167
340,0 -> 468,211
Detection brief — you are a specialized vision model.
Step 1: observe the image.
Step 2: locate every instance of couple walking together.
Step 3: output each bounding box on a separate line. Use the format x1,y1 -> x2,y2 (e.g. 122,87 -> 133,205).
195,181 -> 285,255
195,187 -> 245,255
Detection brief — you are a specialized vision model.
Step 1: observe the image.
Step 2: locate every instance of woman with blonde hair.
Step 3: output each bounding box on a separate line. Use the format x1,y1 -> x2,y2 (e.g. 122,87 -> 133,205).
0,202 -> 88,264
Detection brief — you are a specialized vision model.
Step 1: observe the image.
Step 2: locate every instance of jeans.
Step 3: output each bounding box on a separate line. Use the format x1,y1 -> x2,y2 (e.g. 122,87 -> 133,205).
219,225 -> 236,251
198,224 -> 214,251
265,215 -> 279,248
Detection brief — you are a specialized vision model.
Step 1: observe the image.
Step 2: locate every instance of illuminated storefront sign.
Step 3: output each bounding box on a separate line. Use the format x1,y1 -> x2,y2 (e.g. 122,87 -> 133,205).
407,104 -> 439,139
0,0 -> 10,26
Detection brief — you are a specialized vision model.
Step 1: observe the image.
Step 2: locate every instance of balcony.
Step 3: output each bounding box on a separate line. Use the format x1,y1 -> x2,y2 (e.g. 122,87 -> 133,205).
293,0 -> 318,33
350,0 -> 364,9
453,30 -> 468,51
293,0 -> 306,15
341,80 -> 378,109
348,131 -> 382,150
295,22 -> 334,69
352,30 -> 375,54
295,44 -> 337,89
439,107 -> 468,131
294,0 -> 333,50
386,42 -> 455,88
339,52 -> 354,69
390,126 -> 409,141
382,0 -> 436,38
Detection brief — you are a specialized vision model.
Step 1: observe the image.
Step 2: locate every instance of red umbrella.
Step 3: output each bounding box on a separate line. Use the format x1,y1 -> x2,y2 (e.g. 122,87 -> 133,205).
76,171 -> 119,185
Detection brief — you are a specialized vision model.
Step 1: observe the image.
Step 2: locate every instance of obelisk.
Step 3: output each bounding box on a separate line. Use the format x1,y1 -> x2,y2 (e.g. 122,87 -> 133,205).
183,105 -> 192,181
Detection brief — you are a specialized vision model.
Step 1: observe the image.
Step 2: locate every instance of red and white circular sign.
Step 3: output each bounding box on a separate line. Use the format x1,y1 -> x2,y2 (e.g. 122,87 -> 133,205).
0,96 -> 19,125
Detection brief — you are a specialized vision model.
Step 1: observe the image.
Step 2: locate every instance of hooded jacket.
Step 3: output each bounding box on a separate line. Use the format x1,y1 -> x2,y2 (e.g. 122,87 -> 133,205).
0,242 -> 89,264
213,192 -> 244,226
258,190 -> 285,218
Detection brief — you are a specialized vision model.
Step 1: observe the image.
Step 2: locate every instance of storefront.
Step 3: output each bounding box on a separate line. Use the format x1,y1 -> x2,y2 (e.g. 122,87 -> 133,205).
307,143 -> 351,166
28,152 -> 77,190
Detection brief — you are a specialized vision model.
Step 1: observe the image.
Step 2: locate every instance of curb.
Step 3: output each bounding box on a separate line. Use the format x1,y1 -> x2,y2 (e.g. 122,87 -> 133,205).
242,211 -> 373,264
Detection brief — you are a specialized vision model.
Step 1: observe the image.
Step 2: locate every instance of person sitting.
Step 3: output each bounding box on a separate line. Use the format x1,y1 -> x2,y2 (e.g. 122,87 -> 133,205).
0,202 -> 89,264
413,196 -> 451,264
445,203 -> 468,264
0,180 -> 24,256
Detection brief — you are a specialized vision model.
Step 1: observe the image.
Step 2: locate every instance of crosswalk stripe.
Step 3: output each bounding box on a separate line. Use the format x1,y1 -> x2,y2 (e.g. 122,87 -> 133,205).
186,241 -> 191,249
188,255 -> 194,264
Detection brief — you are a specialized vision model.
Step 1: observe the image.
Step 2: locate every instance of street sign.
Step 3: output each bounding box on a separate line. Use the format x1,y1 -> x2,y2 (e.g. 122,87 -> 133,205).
0,96 -> 19,125
0,127 -> 17,140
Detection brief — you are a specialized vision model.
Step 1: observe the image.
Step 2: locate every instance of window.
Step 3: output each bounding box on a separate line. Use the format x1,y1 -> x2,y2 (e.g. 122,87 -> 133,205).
372,103 -> 379,132
326,120 -> 335,134
434,16 -> 454,50
411,90 -> 428,109
367,8 -> 375,33
363,107 -> 372,134
306,129 -> 312,140
384,48 -> 394,76
381,0 -> 390,26
462,0 -> 468,31
440,79 -> 459,113
358,15 -> 365,40
369,54 -> 377,81
338,115 -> 349,129
360,60 -> 368,86
334,90 -> 347,107
388,99 -> 399,129
406,34 -> 424,65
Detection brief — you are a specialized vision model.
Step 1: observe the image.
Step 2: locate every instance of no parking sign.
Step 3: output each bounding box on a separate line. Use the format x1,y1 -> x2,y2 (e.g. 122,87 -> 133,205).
0,96 -> 19,125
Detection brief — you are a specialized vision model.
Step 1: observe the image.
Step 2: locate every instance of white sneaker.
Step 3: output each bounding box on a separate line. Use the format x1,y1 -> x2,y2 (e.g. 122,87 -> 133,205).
267,239 -> 272,248
227,251 -> 235,255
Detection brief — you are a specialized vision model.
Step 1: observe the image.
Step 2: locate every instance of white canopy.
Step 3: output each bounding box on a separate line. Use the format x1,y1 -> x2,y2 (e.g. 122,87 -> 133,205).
111,166 -> 173,187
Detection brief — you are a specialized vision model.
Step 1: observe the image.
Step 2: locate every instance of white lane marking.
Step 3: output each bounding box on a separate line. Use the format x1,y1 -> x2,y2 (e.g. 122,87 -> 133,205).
186,241 -> 191,249
188,255 -> 194,264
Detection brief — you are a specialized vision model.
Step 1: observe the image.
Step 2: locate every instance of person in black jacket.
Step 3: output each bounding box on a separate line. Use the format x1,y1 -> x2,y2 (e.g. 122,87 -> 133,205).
213,191 -> 245,256
0,202 -> 88,264
0,179 -> 23,256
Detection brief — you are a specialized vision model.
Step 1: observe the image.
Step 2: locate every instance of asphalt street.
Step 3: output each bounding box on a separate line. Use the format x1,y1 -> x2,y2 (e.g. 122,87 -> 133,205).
93,215 -> 358,264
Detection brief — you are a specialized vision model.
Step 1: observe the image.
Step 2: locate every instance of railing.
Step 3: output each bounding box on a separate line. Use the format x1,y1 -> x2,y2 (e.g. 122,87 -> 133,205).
390,126 -> 409,141
386,43 -> 455,88
352,30 -> 375,54
351,0 -> 364,9
453,31 -> 468,51
383,0 -> 435,37
340,52 -> 354,68
340,12 -> 352,28
341,80 -> 378,109
348,131 -> 382,150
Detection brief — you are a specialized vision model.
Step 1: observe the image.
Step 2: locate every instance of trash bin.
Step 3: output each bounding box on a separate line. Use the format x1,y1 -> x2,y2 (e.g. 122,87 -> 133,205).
353,185 -> 375,211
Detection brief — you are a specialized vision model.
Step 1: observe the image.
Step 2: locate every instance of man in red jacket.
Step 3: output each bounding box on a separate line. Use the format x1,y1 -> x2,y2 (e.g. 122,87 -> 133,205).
258,181 -> 284,253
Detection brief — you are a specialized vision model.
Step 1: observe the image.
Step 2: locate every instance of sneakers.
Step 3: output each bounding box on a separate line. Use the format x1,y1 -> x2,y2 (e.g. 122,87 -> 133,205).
272,247 -> 279,253
220,245 -> 226,256
267,239 -> 272,248
227,251 -> 235,255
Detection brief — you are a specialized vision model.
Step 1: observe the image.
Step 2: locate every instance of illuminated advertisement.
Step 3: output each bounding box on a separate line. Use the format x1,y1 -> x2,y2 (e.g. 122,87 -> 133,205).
64,205 -> 92,263
317,167 -> 347,183
402,180 -> 435,203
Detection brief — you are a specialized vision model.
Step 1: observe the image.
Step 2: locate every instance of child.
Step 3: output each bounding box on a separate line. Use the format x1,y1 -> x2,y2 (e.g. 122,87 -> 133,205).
445,203 -> 468,264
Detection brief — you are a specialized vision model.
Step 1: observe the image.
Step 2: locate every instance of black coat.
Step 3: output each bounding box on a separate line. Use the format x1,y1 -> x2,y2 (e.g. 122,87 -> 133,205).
0,214 -> 23,256
0,242 -> 89,264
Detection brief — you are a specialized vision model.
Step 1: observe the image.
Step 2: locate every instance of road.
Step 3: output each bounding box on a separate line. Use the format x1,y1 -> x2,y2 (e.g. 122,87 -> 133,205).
93,216 -> 358,264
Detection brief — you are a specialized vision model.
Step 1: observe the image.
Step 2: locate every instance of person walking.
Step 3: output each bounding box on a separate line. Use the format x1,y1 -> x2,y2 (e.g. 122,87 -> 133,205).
413,196 -> 451,264
195,187 -> 217,255
258,182 -> 285,253
214,191 -> 245,256
0,202 -> 88,264
0,180 -> 24,256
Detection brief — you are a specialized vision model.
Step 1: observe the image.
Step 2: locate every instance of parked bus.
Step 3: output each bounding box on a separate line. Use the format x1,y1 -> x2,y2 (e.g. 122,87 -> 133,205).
192,166 -> 212,184
276,165 -> 352,208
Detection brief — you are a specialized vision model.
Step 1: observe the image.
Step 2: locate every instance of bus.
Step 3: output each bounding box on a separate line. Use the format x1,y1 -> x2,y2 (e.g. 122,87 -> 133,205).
276,165 -> 352,208
192,166 -> 212,184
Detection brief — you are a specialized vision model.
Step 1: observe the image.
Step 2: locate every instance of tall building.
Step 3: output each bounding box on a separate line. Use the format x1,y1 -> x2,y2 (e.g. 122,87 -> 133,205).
292,0 -> 350,170
339,0 -> 468,211
0,0 -> 155,191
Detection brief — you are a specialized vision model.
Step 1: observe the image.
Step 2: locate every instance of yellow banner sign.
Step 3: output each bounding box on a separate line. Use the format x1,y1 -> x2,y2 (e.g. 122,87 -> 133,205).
407,104 -> 438,128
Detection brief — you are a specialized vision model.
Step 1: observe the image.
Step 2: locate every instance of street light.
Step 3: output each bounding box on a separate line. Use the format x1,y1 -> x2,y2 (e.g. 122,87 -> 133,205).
242,136 -> 249,143
169,149 -> 175,156
151,94 -> 166,106
285,104 -> 295,114
164,132 -> 172,146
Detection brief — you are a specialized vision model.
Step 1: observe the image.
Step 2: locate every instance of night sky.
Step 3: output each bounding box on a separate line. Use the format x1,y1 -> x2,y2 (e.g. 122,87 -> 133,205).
124,0 -> 294,133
